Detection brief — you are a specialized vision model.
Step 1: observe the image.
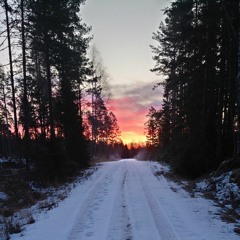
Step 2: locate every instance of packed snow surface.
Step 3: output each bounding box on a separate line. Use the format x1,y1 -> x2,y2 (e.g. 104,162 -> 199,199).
12,159 -> 238,240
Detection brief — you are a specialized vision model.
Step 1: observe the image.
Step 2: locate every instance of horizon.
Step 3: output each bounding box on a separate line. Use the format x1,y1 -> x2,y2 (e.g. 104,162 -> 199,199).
81,0 -> 169,144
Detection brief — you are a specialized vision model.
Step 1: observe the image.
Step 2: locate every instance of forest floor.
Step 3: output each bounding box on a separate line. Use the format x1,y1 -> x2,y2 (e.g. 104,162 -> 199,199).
6,159 -> 240,240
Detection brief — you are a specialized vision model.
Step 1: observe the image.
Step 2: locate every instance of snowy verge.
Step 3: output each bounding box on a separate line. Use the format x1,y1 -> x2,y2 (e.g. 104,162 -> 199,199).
152,160 -> 240,234
194,169 -> 240,232
0,164 -> 99,240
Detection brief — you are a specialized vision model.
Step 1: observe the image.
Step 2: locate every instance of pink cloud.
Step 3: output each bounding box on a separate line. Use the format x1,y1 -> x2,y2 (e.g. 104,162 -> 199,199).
108,81 -> 163,143
109,97 -> 149,142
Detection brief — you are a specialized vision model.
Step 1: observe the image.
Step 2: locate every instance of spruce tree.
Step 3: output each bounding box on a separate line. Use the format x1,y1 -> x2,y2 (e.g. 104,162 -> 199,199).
151,0 -> 239,177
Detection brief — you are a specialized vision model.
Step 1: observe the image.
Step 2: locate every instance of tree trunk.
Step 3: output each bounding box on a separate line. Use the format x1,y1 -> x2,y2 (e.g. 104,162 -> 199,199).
44,32 -> 55,140
236,0 -> 240,160
21,0 -> 30,172
4,0 -> 18,140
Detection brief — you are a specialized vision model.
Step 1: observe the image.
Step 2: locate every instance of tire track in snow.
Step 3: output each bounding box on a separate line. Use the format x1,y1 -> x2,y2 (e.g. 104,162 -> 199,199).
68,162 -> 122,240
124,160 -> 162,240
125,160 -> 180,240
106,160 -> 133,240
11,160 -> 239,240
134,161 -> 180,240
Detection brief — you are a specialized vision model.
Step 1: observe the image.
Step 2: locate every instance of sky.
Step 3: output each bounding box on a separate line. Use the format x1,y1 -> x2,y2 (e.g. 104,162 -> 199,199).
82,0 -> 170,144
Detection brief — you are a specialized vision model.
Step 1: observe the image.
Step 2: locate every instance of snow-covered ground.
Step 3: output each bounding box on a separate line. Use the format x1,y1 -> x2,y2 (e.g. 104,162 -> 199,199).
196,171 -> 240,209
11,159 -> 239,240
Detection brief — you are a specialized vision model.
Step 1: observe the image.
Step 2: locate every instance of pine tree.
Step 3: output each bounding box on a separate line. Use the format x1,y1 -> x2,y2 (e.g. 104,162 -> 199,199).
151,0 -> 239,177
2,0 -> 19,140
0,66 -> 12,155
24,0 -> 91,178
145,107 -> 161,149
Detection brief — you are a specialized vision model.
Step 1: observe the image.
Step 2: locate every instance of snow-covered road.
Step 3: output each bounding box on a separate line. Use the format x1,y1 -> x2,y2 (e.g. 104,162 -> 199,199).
13,159 -> 238,240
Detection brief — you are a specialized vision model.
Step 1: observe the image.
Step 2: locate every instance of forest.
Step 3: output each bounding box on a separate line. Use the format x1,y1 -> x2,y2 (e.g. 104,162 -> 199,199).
0,0 -> 127,183
1,0 -> 240,182
0,1 -> 240,238
145,0 -> 240,178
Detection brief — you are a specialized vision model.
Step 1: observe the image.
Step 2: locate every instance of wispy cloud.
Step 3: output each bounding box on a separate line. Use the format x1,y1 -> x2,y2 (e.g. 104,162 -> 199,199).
109,81 -> 163,143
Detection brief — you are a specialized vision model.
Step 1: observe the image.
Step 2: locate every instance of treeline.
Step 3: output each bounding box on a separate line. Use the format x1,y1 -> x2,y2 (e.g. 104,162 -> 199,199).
0,0 -> 120,183
146,0 -> 240,178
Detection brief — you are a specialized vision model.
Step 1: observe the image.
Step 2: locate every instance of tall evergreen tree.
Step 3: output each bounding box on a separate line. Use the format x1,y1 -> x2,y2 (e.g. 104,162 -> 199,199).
23,0 -> 92,177
2,0 -> 19,140
145,107 -> 161,149
151,0 -> 239,177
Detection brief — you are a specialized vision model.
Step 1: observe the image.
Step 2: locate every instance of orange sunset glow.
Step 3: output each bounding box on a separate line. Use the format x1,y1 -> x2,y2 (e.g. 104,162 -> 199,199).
121,132 -> 146,145
110,96 -> 149,145
82,1 -> 165,147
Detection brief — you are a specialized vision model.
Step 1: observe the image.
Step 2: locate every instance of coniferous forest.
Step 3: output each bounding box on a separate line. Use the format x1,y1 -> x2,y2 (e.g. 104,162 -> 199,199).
146,0 -> 240,178
0,0 -> 122,183
1,0 -> 240,182
0,1 -> 240,239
